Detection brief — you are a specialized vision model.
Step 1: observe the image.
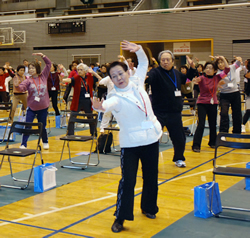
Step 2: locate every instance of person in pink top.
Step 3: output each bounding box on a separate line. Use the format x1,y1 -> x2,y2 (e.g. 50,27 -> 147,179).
17,53 -> 51,150
7,65 -> 28,122
192,56 -> 229,152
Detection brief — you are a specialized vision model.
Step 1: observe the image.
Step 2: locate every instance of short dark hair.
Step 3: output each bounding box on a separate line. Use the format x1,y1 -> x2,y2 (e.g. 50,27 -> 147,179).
127,58 -> 135,63
28,62 -> 41,74
180,65 -> 188,72
215,57 -> 228,66
17,65 -> 25,72
23,59 -> 28,63
196,64 -> 204,71
101,64 -> 107,69
246,59 -> 250,71
72,60 -> 79,65
0,67 -> 5,71
52,63 -> 58,71
204,61 -> 218,71
107,61 -> 128,78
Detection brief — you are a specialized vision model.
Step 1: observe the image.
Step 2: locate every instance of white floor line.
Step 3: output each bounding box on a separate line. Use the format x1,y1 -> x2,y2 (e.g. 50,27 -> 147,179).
0,161 -> 247,227
0,193 -> 116,227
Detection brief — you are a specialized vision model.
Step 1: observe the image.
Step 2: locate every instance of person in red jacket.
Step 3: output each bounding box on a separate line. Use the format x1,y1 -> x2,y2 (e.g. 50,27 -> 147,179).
63,63 -> 102,135
0,66 -> 9,103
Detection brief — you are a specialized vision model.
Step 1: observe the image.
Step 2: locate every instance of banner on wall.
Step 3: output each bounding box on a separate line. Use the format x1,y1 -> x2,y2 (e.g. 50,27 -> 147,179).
173,42 -> 191,54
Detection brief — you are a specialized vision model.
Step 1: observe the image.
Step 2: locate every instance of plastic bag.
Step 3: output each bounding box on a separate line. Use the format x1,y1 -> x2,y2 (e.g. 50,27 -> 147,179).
15,115 -> 26,135
34,163 -> 57,192
55,115 -> 67,128
246,162 -> 250,190
0,126 -> 15,141
194,181 -> 222,218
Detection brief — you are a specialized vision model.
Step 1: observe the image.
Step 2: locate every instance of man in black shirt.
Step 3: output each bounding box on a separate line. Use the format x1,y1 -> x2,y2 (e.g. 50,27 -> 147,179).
146,50 -> 196,167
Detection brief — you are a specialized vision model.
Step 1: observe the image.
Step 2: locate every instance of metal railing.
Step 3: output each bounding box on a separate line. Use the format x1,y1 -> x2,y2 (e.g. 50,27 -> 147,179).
0,2 -> 249,24
0,9 -> 35,15
132,0 -> 145,11
174,0 -> 185,9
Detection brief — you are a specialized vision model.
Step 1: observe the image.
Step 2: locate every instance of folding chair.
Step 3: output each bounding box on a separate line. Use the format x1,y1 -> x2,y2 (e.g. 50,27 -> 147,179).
60,96 -> 72,125
0,121 -> 43,190
211,132 -> 250,221
0,102 -> 12,144
181,98 -> 197,136
103,114 -> 120,153
59,113 -> 100,169
240,91 -> 246,114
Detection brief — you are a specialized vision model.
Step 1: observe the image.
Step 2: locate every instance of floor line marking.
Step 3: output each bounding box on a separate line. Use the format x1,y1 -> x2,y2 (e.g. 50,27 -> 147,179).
1,148 -> 245,237
0,193 -> 116,227
1,150 -> 239,228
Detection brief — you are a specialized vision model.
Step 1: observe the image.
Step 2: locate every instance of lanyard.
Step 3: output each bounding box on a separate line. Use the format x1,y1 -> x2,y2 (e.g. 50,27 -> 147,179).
80,77 -> 89,92
228,70 -> 231,81
17,74 -> 25,83
32,76 -> 41,95
50,72 -> 56,86
137,92 -> 147,117
205,78 -> 216,98
164,69 -> 178,90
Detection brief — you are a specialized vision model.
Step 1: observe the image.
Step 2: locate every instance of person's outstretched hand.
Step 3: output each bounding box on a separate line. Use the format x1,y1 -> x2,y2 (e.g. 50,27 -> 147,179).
121,40 -> 140,53
91,97 -> 105,111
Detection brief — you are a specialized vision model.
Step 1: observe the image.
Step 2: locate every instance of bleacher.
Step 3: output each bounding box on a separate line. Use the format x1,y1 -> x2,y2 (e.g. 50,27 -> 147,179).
187,0 -> 226,7
0,0 -> 56,18
35,8 -> 51,18
64,0 -> 135,16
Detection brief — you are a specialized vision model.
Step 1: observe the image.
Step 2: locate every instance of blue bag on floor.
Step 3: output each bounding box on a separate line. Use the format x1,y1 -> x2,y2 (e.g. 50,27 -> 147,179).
16,115 -> 26,135
246,162 -> 250,190
194,182 -> 222,218
34,163 -> 57,192
0,126 -> 16,141
55,115 -> 67,128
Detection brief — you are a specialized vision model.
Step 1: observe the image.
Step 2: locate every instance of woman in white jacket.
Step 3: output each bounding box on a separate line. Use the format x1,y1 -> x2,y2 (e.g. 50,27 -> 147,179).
92,40 -> 162,233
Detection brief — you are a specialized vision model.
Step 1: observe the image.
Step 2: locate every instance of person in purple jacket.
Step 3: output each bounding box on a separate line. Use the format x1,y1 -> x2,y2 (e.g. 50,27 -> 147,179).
192,56 -> 229,152
17,53 -> 51,150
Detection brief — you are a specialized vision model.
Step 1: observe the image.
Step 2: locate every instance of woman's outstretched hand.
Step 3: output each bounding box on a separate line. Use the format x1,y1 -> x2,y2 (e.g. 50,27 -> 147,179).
91,97 -> 105,111
32,53 -> 44,57
121,40 -> 140,53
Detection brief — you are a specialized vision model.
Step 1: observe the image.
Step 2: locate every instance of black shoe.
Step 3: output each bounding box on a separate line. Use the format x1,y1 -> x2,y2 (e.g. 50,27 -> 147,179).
111,219 -> 124,233
142,210 -> 156,219
192,147 -> 200,153
209,145 -> 216,149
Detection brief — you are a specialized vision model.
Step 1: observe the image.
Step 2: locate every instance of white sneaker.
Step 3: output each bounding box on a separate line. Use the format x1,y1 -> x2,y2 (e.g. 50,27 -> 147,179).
43,143 -> 49,150
221,136 -> 226,141
19,145 -> 26,149
100,128 -> 104,133
77,123 -> 85,128
191,110 -> 196,115
242,124 -> 246,133
175,160 -> 186,168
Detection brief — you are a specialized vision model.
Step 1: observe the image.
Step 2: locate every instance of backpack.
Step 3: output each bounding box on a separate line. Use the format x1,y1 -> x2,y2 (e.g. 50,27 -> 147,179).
183,126 -> 191,136
95,132 -> 113,154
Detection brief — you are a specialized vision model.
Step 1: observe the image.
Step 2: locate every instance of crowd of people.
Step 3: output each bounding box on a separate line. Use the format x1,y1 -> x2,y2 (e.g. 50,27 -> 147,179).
1,42 -> 250,233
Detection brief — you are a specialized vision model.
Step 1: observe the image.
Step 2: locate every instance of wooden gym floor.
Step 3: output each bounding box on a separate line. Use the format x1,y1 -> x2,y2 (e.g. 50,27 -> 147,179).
0,106 -> 250,237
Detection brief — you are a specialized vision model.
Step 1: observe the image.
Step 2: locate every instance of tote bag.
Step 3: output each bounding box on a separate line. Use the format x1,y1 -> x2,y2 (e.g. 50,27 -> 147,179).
34,163 -> 57,192
55,115 -> 67,128
194,182 -> 222,218
246,162 -> 250,190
